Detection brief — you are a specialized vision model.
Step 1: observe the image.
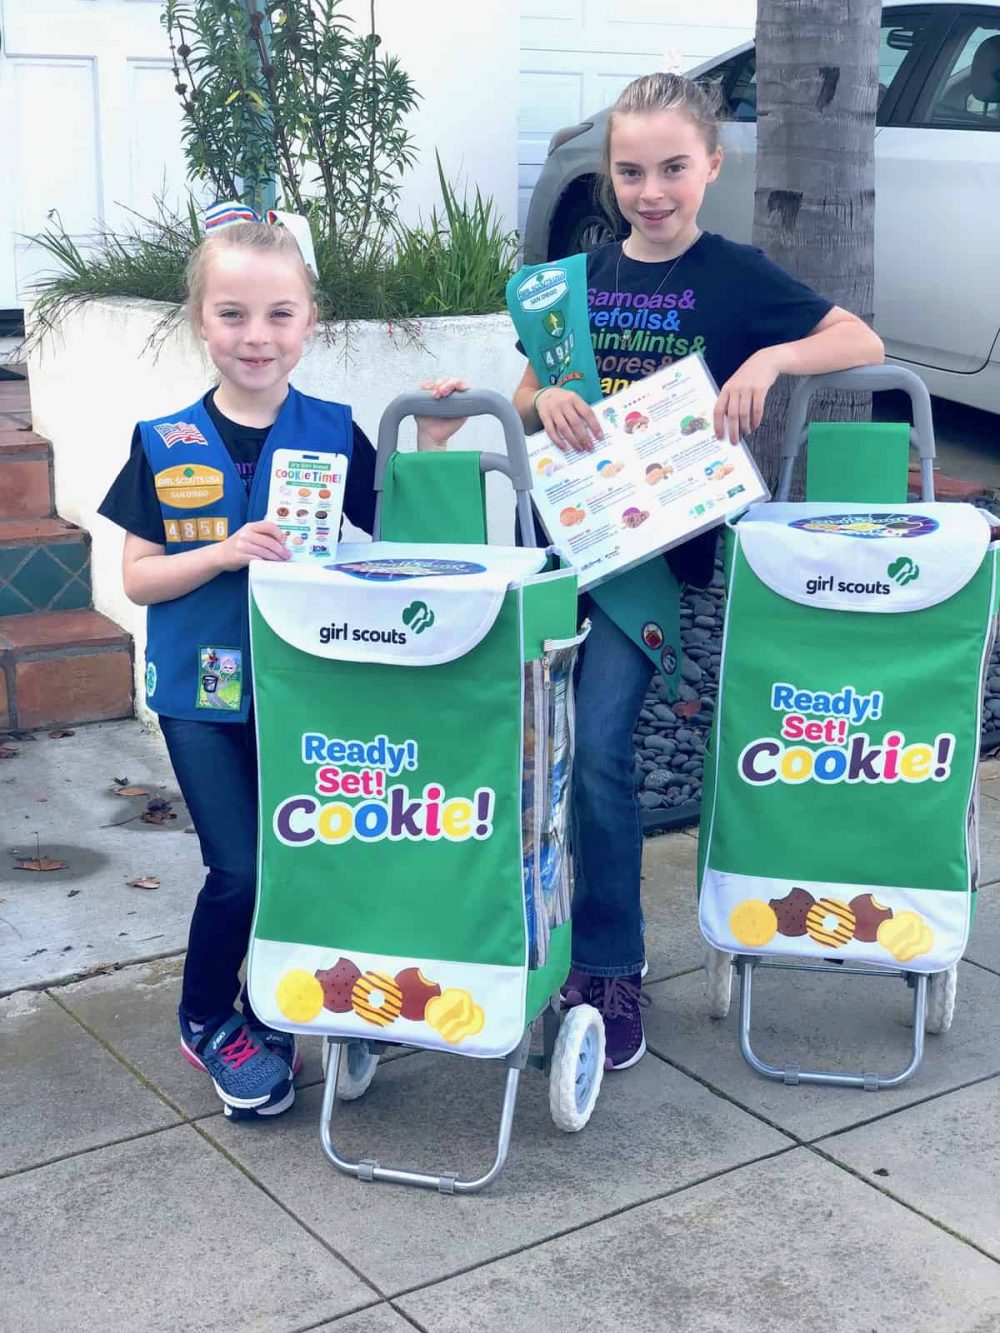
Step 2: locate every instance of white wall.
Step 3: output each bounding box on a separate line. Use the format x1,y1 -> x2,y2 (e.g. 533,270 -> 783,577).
345,0 -> 519,233
27,299 -> 529,723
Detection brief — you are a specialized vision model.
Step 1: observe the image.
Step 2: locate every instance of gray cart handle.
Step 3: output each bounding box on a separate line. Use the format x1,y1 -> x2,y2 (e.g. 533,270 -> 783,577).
373,389 -> 535,545
776,365 -> 936,502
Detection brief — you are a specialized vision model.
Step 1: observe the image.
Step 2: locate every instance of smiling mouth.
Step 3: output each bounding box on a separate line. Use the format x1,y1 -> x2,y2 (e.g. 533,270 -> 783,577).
240,357 -> 274,367
639,210 -> 675,221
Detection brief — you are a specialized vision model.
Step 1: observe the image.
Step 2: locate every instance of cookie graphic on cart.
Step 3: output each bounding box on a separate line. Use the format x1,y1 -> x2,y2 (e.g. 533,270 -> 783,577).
315,957 -> 362,1012
395,967 -> 442,1020
276,969 -> 324,1023
769,886 -> 815,936
729,899 -> 778,948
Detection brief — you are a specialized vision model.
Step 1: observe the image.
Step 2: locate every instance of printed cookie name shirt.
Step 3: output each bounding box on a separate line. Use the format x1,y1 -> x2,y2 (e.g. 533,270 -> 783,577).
587,231 -> 833,396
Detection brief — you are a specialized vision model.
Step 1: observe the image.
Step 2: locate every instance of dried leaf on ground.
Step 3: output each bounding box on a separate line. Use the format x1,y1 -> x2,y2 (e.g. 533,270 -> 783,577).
15,856 -> 69,872
48,729 -> 75,739
140,797 -> 175,825
113,784 -> 150,798
0,745 -> 18,760
673,699 -> 701,719
127,875 -> 160,890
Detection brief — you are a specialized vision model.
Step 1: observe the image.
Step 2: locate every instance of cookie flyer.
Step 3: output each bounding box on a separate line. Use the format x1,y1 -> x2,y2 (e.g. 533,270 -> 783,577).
245,543 -> 586,1058
526,353 -> 768,591
698,501 -> 998,972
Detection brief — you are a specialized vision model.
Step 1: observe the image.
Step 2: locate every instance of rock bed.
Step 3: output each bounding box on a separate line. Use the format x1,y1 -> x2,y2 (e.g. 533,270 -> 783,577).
634,537 -> 1000,831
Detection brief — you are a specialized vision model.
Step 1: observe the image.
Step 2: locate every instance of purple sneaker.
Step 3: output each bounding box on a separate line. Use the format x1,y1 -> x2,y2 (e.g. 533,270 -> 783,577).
560,968 -> 592,1008
561,959 -> 648,1008
590,973 -> 648,1070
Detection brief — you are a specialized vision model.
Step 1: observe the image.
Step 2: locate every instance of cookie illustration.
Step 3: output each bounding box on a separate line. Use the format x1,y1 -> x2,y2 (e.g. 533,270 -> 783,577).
769,886 -> 815,937
424,988 -> 485,1044
849,893 -> 894,943
315,957 -> 362,1012
877,911 -> 934,963
559,506 -> 585,527
729,899 -> 778,948
805,897 -> 856,949
275,969 -> 324,1024
350,970 -> 404,1027
622,507 -> 649,529
395,966 -> 442,1021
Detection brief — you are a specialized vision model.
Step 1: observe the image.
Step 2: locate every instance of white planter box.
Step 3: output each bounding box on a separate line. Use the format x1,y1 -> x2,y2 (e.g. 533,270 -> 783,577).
27,298 -> 527,725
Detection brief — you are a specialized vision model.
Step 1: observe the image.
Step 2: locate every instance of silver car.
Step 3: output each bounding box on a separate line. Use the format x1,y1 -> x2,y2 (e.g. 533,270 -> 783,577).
522,1 -> 1000,414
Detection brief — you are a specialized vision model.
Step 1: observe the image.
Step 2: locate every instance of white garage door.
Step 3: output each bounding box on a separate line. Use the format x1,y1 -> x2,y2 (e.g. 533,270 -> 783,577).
519,0 -> 755,233
0,0 -> 196,310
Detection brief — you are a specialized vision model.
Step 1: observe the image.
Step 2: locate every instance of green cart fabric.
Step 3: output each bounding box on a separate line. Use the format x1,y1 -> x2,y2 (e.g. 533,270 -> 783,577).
379,451 -> 488,544
806,421 -> 911,505
247,544 -> 579,1058
698,502 -> 996,973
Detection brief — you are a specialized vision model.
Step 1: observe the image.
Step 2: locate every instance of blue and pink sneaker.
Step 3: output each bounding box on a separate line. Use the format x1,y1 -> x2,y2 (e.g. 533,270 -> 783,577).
179,1009 -> 294,1113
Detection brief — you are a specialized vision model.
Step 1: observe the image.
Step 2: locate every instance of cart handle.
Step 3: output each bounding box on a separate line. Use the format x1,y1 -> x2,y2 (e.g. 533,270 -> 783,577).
776,365 -> 936,503
374,389 -> 535,545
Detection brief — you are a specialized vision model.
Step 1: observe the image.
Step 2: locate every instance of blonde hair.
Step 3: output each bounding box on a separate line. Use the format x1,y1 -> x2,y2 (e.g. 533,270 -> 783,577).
600,73 -> 722,216
186,221 -> 316,329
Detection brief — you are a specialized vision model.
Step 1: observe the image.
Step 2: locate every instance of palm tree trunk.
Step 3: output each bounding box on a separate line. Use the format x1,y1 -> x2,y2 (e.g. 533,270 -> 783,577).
750,0 -> 880,491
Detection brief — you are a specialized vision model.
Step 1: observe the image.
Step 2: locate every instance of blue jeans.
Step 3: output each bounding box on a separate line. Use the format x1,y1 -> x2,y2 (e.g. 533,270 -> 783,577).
160,714 -> 258,1021
570,601 -> 653,977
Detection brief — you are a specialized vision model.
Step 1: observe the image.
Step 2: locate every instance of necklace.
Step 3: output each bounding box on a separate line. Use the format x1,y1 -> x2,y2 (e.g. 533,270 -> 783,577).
614,231 -> 701,304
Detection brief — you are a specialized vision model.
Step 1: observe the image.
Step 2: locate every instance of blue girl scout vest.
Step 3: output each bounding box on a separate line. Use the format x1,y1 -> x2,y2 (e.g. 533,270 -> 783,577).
505,254 -> 681,691
139,385 -> 352,723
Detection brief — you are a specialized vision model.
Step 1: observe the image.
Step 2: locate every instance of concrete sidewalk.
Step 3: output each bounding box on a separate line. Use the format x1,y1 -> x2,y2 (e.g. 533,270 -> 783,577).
3,723 -> 1000,1330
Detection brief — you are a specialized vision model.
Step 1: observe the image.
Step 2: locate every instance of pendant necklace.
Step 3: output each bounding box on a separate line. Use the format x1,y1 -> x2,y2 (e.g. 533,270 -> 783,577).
614,230 -> 702,304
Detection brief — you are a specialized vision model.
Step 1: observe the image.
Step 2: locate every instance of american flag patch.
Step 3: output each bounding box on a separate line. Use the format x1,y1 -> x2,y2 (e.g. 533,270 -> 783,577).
154,421 -> 208,448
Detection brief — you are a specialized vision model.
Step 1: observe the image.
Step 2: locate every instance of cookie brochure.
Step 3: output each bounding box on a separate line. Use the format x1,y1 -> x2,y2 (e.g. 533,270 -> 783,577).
527,354 -> 768,590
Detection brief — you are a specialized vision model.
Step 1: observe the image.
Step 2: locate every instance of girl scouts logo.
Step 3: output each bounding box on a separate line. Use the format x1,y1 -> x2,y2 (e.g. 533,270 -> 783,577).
516,267 -> 569,313
402,600 -> 435,634
789,513 -> 938,539
661,644 -> 678,675
888,556 -> 920,586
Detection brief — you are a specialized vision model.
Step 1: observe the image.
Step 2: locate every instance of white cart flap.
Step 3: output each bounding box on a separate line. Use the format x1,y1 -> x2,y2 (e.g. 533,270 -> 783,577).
735,502 -> 991,613
250,541 -> 547,665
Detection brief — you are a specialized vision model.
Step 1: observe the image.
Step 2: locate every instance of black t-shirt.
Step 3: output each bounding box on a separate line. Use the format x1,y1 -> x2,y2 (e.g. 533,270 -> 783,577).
586,231 -> 833,394
99,389 -> 377,543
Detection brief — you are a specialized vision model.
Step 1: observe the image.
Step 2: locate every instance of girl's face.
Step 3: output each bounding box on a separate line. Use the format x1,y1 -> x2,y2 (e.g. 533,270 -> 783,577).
609,108 -> 722,260
194,246 -> 316,400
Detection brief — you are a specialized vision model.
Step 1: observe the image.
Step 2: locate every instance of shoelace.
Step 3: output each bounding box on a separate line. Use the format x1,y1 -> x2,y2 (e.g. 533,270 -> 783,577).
219,1026 -> 261,1070
591,976 -> 650,1020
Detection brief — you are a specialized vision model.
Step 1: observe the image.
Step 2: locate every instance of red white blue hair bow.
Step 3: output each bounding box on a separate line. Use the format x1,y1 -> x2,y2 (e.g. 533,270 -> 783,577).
202,201 -> 318,279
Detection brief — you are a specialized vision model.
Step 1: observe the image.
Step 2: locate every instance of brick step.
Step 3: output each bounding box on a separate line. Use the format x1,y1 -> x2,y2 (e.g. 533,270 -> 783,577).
0,431 -> 53,520
0,517 -> 91,616
0,609 -> 133,730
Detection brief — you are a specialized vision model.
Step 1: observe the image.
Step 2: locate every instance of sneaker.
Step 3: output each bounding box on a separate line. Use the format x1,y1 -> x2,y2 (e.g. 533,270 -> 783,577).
179,1009 -> 292,1109
561,958 -> 649,1008
241,985 -> 302,1076
222,1078 -> 296,1121
590,973 -> 648,1071
246,1016 -> 302,1076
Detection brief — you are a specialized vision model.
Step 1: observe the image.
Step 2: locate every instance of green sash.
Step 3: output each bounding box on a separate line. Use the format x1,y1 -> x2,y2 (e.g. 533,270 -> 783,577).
506,255 -> 682,693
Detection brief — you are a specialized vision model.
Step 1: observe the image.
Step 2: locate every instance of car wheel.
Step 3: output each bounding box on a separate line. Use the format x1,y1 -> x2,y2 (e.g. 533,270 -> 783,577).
550,182 -> 622,258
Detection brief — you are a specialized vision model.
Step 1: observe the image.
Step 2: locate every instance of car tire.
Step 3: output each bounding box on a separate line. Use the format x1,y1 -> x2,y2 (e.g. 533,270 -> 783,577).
550,180 -> 623,258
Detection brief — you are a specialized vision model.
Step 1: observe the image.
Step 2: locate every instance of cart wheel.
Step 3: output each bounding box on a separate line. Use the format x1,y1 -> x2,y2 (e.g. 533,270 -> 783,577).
925,965 -> 958,1035
322,1038 -> 379,1101
549,1003 -> 605,1133
704,947 -> 734,1019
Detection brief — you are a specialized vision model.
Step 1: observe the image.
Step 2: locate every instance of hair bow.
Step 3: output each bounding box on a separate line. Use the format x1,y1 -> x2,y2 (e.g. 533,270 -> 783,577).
201,201 -> 318,279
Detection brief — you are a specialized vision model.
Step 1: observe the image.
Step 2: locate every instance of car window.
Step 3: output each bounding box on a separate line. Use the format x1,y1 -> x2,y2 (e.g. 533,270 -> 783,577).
918,20 -> 1000,126
697,51 -> 757,122
696,11 -> 932,126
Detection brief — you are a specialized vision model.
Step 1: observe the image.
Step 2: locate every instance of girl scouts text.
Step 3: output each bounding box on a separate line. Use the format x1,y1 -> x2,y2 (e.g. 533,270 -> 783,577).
738,682 -> 956,787
272,732 -> 496,845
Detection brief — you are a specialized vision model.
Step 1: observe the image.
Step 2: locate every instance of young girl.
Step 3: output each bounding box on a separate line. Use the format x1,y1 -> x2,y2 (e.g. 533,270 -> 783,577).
99,213 -> 463,1118
508,73 -> 884,1071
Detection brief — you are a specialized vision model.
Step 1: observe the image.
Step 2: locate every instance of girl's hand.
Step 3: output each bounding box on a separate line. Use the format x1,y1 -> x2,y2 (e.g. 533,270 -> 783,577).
535,386 -> 601,453
218,520 -> 290,570
416,378 -> 470,450
714,349 -> 782,444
